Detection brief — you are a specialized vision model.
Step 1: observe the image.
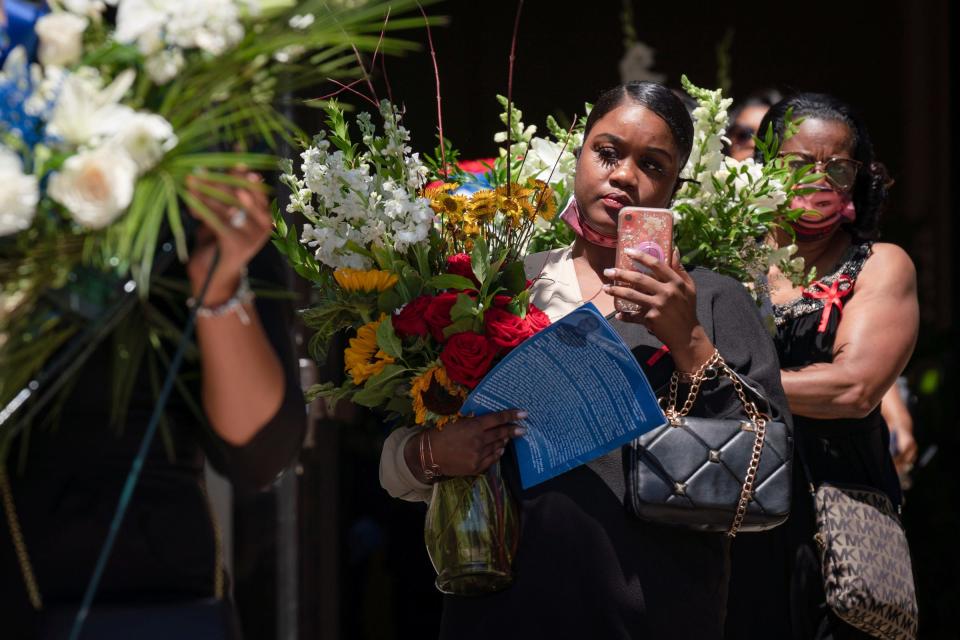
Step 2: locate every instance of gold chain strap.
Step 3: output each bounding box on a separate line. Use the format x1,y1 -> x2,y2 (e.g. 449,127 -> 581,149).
662,350 -> 769,538
0,466 -> 43,610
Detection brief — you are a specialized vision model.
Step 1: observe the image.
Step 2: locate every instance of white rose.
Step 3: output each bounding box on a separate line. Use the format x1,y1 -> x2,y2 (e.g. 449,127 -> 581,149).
48,145 -> 138,229
110,112 -> 178,172
35,13 -> 89,67
0,147 -> 39,236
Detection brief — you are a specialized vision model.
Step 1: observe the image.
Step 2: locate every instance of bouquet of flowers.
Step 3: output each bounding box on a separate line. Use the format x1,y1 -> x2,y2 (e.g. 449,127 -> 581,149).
674,75 -> 819,299
0,0 -> 425,445
275,97 -> 565,593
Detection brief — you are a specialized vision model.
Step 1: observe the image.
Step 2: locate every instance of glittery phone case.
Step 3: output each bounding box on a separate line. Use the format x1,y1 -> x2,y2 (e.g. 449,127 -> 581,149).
614,207 -> 674,313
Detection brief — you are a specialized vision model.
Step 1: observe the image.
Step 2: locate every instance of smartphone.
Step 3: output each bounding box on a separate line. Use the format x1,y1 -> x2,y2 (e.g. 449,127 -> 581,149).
614,207 -> 674,314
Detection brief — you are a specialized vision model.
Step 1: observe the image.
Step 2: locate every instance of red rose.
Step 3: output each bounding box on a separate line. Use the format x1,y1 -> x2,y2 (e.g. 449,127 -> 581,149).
484,306 -> 533,350
445,253 -> 478,286
525,304 -> 551,333
424,292 -> 459,342
440,331 -> 497,389
492,294 -> 513,308
393,295 -> 433,339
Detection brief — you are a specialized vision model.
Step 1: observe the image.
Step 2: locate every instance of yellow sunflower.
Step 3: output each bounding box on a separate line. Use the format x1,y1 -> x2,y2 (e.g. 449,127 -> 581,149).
410,364 -> 467,428
344,316 -> 395,385
467,189 -> 500,220
334,268 -> 398,293
531,181 -> 557,220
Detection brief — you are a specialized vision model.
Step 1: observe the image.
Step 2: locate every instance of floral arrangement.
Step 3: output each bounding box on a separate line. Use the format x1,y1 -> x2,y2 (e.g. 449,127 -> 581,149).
277,99 -> 556,428
674,75 -> 818,297
0,0 -> 425,439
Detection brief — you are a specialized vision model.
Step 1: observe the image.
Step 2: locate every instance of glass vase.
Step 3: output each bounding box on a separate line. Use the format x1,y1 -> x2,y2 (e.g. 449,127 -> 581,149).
423,461 -> 519,595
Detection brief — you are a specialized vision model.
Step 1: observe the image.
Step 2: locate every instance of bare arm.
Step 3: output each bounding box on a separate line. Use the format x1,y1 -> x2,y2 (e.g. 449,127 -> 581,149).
881,383 -> 918,472
186,172 -> 285,446
781,243 -> 918,419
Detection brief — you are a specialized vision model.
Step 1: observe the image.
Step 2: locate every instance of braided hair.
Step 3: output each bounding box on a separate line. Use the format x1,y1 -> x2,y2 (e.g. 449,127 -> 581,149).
757,93 -> 893,240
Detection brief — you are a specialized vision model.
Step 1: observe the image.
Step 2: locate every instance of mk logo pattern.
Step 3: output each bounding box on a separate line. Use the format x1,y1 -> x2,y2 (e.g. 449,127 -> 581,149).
815,484 -> 918,640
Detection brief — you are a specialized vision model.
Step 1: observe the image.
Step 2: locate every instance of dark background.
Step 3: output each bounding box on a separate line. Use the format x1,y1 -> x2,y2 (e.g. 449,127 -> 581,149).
240,1 -> 957,638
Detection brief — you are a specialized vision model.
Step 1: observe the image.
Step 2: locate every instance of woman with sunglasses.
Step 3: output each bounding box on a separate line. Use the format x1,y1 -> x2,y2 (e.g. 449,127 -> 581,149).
724,93 -> 919,639
724,88 -> 782,161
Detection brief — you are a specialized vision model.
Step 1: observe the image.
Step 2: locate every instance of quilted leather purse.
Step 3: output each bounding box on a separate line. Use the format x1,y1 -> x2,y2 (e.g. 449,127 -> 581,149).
627,350 -> 792,536
811,483 -> 918,639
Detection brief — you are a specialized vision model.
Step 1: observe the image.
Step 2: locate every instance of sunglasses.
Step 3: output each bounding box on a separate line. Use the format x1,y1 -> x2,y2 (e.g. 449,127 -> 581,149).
779,152 -> 862,192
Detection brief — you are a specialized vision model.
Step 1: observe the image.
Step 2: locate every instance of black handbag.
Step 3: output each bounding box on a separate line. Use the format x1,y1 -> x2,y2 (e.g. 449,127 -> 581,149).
627,350 -> 792,536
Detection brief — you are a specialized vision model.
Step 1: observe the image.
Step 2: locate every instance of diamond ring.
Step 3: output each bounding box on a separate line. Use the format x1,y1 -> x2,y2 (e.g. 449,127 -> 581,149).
229,208 -> 248,229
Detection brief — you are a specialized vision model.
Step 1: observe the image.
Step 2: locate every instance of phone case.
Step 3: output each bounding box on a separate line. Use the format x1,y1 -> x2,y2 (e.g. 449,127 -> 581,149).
614,207 -> 674,313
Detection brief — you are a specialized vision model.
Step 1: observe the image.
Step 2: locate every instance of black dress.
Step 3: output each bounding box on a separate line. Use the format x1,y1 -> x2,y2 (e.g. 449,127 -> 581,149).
725,242 -> 902,640
0,246 -> 305,637
439,268 -> 789,640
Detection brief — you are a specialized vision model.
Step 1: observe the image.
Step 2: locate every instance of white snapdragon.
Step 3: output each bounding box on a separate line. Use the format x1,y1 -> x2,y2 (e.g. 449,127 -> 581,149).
35,13 -> 89,67
0,147 -> 40,236
283,103 -> 434,269
48,144 -> 138,229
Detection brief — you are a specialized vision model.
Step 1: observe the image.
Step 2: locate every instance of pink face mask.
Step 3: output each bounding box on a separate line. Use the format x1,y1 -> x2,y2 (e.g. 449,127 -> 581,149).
789,187 -> 856,242
560,198 -> 619,248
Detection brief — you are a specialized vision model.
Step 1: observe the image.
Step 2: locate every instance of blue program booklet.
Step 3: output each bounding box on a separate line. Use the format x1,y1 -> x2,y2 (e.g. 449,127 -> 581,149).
461,303 -> 667,489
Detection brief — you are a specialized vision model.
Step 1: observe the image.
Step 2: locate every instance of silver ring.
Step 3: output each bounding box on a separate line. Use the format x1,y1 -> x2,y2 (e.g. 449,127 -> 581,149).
229,208 -> 248,229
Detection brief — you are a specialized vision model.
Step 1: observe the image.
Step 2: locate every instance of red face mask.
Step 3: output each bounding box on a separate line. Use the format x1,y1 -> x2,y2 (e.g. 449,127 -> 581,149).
789,187 -> 856,242
560,198 -> 619,248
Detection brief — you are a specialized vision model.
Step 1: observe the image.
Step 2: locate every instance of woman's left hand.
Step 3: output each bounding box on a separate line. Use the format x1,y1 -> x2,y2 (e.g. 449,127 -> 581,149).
603,249 -> 715,372
185,170 -> 272,305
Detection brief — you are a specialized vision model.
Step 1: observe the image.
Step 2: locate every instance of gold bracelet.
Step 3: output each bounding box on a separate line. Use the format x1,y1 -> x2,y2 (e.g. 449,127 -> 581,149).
419,431 -> 441,482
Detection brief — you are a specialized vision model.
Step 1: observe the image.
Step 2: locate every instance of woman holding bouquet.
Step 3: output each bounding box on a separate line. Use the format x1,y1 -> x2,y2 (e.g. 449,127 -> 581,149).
380,82 -> 789,639
725,94 -> 919,640
0,172 -> 305,637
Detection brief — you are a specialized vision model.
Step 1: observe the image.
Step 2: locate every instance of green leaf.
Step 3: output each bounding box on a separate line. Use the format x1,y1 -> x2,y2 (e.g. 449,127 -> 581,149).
351,364 -> 408,408
498,261 -> 527,296
470,237 -> 490,284
449,293 -> 478,323
378,288 -> 402,315
376,317 -> 403,359
427,274 -> 477,291
442,317 -> 475,339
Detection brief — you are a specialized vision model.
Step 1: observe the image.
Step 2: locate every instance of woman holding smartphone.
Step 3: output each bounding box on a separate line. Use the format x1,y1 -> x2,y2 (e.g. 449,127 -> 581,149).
379,82 -> 789,639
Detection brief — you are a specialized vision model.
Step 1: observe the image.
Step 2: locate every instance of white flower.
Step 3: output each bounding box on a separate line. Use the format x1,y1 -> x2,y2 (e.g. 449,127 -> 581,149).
114,0 -> 168,45
144,48 -> 186,84
520,137 -> 576,191
0,147 -> 39,236
110,112 -> 178,172
289,13 -> 314,29
115,0 -> 245,57
48,145 -> 138,229
47,68 -> 137,146
35,13 -> 89,67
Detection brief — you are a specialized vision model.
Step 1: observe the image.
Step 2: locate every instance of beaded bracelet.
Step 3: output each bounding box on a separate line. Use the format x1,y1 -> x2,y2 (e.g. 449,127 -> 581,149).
186,270 -> 255,325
